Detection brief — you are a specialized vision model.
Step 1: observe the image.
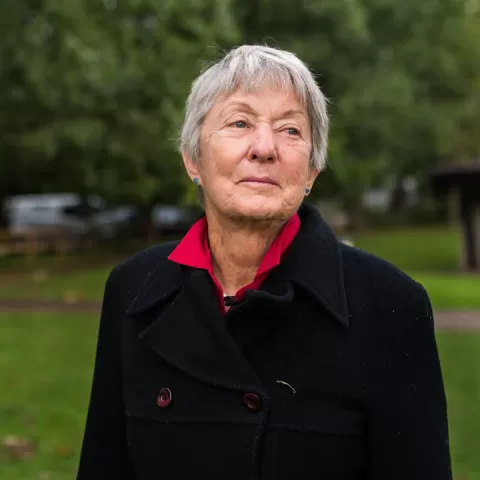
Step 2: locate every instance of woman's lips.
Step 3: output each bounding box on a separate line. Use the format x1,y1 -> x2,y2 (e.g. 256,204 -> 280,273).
240,177 -> 278,185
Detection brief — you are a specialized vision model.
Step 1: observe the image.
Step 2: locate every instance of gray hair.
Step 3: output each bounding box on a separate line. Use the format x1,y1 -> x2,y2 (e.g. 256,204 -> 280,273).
180,45 -> 329,171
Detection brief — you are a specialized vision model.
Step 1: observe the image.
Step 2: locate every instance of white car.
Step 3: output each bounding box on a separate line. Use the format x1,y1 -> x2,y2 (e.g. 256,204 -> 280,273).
4,193 -> 135,239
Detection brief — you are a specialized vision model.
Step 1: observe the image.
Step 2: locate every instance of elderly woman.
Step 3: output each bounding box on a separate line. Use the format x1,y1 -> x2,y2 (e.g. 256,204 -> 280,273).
77,45 -> 452,479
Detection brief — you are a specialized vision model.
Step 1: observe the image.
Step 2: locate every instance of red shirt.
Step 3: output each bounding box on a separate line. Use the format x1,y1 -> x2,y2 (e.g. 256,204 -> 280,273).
168,213 -> 300,313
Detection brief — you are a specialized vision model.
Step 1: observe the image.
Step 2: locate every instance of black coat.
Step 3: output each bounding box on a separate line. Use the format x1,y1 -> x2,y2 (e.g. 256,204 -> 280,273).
77,203 -> 452,480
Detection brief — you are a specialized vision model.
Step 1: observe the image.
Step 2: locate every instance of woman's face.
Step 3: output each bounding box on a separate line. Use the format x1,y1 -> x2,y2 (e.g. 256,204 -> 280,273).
183,87 -> 318,222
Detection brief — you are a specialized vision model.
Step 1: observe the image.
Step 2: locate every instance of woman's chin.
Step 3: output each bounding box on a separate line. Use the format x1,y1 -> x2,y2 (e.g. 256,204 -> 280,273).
228,197 -> 287,220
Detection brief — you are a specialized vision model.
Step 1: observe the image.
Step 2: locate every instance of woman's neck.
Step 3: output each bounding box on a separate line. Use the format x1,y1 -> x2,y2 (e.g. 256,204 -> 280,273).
206,211 -> 285,296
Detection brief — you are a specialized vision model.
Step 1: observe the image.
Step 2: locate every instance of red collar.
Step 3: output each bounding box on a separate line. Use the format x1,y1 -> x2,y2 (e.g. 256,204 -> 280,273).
168,213 -> 300,311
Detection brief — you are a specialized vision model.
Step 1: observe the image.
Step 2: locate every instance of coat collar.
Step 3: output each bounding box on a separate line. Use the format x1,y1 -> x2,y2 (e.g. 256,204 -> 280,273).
134,268 -> 267,394
127,202 -> 350,327
126,203 -> 349,393
278,202 -> 350,327
127,252 -> 183,316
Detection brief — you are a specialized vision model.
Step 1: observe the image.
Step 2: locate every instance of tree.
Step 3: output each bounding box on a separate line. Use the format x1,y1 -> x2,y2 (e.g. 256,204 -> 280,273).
235,0 -> 480,224
0,0 -> 238,208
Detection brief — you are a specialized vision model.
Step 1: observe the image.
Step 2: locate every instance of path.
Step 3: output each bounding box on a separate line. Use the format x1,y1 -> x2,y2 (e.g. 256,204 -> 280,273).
432,311 -> 480,330
0,299 -> 100,314
0,299 -> 479,330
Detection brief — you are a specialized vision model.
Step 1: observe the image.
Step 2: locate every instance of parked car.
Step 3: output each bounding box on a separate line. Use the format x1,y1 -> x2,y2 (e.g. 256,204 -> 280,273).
151,204 -> 202,235
3,194 -> 136,239
3,194 -> 203,241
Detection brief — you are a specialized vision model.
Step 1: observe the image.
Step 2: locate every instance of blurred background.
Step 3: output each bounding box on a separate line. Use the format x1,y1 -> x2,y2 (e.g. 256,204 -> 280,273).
0,0 -> 479,478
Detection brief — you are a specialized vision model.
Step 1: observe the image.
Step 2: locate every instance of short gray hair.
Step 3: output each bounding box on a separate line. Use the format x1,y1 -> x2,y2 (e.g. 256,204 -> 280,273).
180,45 -> 329,171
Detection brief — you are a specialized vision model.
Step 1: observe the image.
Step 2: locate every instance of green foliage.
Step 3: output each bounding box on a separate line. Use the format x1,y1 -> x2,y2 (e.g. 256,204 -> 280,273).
0,0 -> 479,211
0,0 -> 238,204
236,0 -> 480,206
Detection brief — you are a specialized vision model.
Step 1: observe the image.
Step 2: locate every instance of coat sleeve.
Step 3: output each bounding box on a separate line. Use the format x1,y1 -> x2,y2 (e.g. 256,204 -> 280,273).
77,267 -> 135,479
367,284 -> 452,479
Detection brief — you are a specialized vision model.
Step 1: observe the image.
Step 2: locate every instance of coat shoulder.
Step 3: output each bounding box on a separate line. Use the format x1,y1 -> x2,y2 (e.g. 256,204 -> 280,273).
339,242 -> 427,306
103,241 -> 181,309
114,240 -> 179,277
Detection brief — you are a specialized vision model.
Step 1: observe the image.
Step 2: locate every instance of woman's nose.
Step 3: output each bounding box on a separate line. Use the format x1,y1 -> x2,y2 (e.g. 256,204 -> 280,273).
248,127 -> 277,162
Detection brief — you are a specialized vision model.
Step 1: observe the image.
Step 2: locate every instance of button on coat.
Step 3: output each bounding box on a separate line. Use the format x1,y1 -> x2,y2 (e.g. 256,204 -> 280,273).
156,388 -> 172,408
243,393 -> 261,413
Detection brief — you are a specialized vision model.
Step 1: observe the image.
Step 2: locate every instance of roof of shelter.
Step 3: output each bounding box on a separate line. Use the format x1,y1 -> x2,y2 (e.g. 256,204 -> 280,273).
431,160 -> 480,192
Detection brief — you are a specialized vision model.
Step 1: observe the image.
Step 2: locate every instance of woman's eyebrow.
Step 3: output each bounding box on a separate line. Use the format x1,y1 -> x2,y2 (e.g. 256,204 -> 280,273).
219,102 -> 257,118
276,109 -> 307,120
219,103 -> 307,121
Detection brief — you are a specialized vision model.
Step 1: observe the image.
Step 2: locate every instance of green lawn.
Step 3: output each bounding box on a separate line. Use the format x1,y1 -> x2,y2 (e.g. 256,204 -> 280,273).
352,226 -> 480,310
410,272 -> 480,310
0,313 -> 98,479
0,226 -> 479,310
0,313 -> 478,479
437,333 -> 480,479
0,267 -> 111,302
1,267 -> 479,310
351,226 -> 461,272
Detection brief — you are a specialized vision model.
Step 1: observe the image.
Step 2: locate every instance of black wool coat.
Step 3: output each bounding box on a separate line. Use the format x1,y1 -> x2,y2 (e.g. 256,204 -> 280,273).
77,203 -> 452,480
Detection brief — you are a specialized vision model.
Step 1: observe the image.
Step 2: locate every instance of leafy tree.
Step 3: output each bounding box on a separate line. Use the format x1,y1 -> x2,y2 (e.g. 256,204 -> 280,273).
1,0 -> 479,231
235,0 -> 480,223
0,0 -> 238,208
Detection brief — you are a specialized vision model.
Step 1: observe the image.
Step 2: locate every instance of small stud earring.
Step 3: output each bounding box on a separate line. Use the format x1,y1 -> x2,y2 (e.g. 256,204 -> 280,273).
305,187 -> 310,195
193,177 -> 199,185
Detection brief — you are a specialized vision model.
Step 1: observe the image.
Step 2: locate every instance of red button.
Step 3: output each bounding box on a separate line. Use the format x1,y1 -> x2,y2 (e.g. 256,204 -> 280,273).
243,392 -> 261,413
157,388 -> 173,408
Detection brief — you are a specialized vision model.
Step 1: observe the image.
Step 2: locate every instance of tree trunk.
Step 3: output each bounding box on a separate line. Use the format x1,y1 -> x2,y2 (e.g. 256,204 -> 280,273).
446,188 -> 461,227
389,176 -> 407,213
136,204 -> 157,243
344,193 -> 366,232
0,195 -> 8,228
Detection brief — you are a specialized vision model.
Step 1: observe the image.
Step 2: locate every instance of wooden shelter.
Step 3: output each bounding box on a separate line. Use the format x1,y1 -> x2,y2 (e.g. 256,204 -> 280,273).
431,162 -> 480,271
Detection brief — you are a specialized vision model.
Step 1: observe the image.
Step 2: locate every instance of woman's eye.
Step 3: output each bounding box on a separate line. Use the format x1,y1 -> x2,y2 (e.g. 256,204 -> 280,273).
287,127 -> 300,136
234,121 -> 247,128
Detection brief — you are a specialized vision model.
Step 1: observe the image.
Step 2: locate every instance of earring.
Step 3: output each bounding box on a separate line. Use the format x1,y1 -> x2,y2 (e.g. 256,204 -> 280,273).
305,187 -> 310,195
193,177 -> 199,185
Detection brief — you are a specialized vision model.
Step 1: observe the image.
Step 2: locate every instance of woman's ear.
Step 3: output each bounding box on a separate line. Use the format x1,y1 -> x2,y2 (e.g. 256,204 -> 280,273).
182,151 -> 201,184
306,168 -> 319,191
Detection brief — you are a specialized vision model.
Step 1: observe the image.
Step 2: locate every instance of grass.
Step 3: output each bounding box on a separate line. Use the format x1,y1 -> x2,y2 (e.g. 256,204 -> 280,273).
3,268 -> 479,310
351,226 -> 480,310
410,272 -> 480,310
0,313 -> 98,479
351,226 -> 461,272
0,312 -> 478,479
437,333 -> 480,479
0,267 -> 111,302
0,225 -> 479,310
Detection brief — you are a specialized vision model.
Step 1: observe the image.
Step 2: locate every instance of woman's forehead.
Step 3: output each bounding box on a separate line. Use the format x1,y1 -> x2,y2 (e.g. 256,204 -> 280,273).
209,87 -> 307,119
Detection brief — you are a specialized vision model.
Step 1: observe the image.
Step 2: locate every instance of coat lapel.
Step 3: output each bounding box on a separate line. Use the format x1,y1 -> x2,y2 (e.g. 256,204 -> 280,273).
274,203 -> 351,328
125,202 -> 349,394
128,266 -> 265,394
